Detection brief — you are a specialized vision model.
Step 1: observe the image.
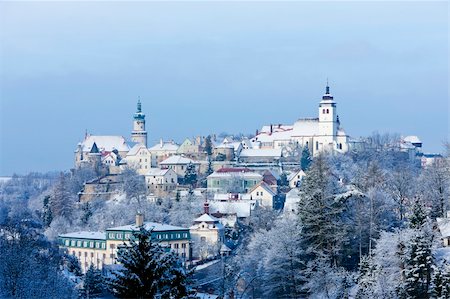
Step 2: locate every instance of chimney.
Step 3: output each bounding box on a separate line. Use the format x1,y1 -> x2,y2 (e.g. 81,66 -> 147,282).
136,213 -> 144,227
203,201 -> 210,214
270,124 -> 273,133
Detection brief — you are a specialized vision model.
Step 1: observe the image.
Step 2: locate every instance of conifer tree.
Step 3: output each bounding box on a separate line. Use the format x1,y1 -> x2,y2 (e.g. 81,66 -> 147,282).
108,227 -> 192,298
42,195 -> 53,227
81,202 -> 92,224
82,264 -> 104,298
409,197 -> 427,229
431,266 -> 450,299
204,135 -> 213,157
300,146 -> 312,171
184,162 -> 198,187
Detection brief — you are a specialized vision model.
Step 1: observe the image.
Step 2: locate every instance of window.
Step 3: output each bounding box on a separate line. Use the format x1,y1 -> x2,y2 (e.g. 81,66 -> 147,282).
71,240 -> 75,246
182,243 -> 186,248
110,244 -> 116,249
322,109 -> 325,114
90,241 -> 94,248
181,252 -> 186,258
327,109 -> 329,114
176,233 -> 181,238
77,241 -> 81,247
183,233 -> 188,238
261,191 -> 263,196
125,233 -> 131,240
84,252 -> 88,257
116,233 -> 122,239
83,241 -> 88,247
102,243 -> 106,249
65,240 -> 69,246
201,237 -> 206,242
108,233 -> 114,239
91,252 -> 94,258
174,243 -> 179,249
95,242 -> 99,248
316,141 -> 319,150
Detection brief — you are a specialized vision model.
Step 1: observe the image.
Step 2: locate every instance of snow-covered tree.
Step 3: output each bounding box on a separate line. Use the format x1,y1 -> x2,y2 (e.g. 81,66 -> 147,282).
184,162 -> 198,187
42,194 -> 53,227
82,264 -> 104,298
51,173 -> 76,220
108,227 -> 193,298
301,146 -> 312,171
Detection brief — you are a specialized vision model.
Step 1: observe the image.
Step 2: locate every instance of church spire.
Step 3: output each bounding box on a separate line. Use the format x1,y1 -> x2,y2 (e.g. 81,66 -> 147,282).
326,78 -> 330,94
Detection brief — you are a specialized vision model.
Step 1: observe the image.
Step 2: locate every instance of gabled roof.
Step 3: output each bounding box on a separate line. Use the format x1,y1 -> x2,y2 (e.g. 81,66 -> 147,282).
127,143 -> 149,156
249,181 -> 277,196
193,213 -> 220,223
239,148 -> 282,158
437,217 -> 450,238
160,155 -> 197,165
145,168 -> 175,177
80,135 -> 130,152
148,141 -> 179,152
90,142 -> 100,154
287,169 -> 306,181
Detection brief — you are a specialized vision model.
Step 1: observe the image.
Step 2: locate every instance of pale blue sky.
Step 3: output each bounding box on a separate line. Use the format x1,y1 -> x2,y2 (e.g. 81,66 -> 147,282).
0,1 -> 448,175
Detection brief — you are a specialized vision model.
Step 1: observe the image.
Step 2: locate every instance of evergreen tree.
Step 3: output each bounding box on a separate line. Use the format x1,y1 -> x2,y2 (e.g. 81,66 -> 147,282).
108,227 -> 193,298
297,154 -> 345,264
409,197 -> 427,229
82,264 -> 104,298
206,158 -> 214,176
355,255 -> 377,299
431,266 -> 450,299
81,202 -> 92,224
300,146 -> 312,171
42,195 -> 53,227
399,231 -> 433,299
184,162 -> 198,187
204,135 -> 213,156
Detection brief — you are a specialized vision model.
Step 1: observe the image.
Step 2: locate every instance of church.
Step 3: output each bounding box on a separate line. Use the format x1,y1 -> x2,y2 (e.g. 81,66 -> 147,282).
74,99 -> 148,171
251,84 -> 349,156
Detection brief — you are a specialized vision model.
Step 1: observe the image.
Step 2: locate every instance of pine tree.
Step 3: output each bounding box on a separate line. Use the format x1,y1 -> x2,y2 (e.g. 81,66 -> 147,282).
42,195 -> 53,227
409,197 -> 427,229
356,255 -> 377,299
82,264 -> 104,298
204,135 -> 213,157
400,232 -> 433,299
206,158 -> 214,176
108,227 -> 192,298
81,202 -> 92,224
184,162 -> 198,187
297,154 -> 345,263
431,266 -> 450,299
300,146 -> 312,171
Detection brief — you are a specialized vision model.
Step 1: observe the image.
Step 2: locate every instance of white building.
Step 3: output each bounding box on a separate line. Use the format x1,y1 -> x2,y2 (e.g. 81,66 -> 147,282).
131,99 -> 147,147
145,168 -> 178,196
251,85 -> 349,156
160,155 -> 199,177
148,139 -> 179,167
288,169 -> 306,188
248,181 -> 277,208
125,143 -> 152,175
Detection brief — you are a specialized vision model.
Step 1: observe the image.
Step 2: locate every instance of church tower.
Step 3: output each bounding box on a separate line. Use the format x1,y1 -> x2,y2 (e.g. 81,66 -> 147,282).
131,98 -> 147,147
318,83 -> 338,145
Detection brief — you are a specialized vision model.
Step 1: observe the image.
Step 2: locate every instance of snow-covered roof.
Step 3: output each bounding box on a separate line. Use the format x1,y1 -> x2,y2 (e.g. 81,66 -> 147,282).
437,217 -> 450,238
254,118 -> 320,143
148,141 -> 179,152
239,148 -> 282,158
59,231 -> 106,240
160,155 -> 197,165
79,135 -> 130,153
126,143 -> 149,156
145,168 -> 172,176
193,213 -> 221,223
213,193 -> 252,201
249,181 -> 277,196
285,188 -> 300,201
207,171 -> 263,180
209,200 -> 257,218
287,170 -> 306,182
404,135 -> 422,144
107,222 -> 188,232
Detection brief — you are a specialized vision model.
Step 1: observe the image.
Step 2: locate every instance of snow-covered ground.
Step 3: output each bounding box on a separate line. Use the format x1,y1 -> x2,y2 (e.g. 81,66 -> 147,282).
195,259 -> 220,271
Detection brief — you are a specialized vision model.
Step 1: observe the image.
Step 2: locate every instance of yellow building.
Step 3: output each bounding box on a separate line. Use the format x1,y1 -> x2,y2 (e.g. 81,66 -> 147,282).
59,215 -> 192,272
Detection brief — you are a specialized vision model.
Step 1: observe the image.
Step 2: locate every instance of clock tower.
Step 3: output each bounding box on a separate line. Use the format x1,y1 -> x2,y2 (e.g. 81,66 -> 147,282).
131,98 -> 148,147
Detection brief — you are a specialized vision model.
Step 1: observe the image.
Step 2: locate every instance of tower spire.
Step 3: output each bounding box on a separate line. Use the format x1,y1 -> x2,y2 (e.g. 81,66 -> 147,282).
137,96 -> 142,113
326,78 -> 330,94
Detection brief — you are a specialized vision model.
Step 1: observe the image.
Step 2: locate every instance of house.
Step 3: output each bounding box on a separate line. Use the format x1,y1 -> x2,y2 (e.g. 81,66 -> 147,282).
288,169 -> 306,188
124,143 -> 152,175
159,155 -> 199,177
189,202 -> 225,259
437,212 -> 450,247
177,137 -> 205,159
284,188 -> 300,214
59,214 -> 191,272
207,168 -> 263,193
213,143 -> 235,161
148,139 -> 179,167
248,181 -> 277,208
145,168 -> 177,197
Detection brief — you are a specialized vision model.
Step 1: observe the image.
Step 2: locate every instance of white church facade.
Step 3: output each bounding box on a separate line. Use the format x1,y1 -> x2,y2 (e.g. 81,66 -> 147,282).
251,85 -> 349,156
